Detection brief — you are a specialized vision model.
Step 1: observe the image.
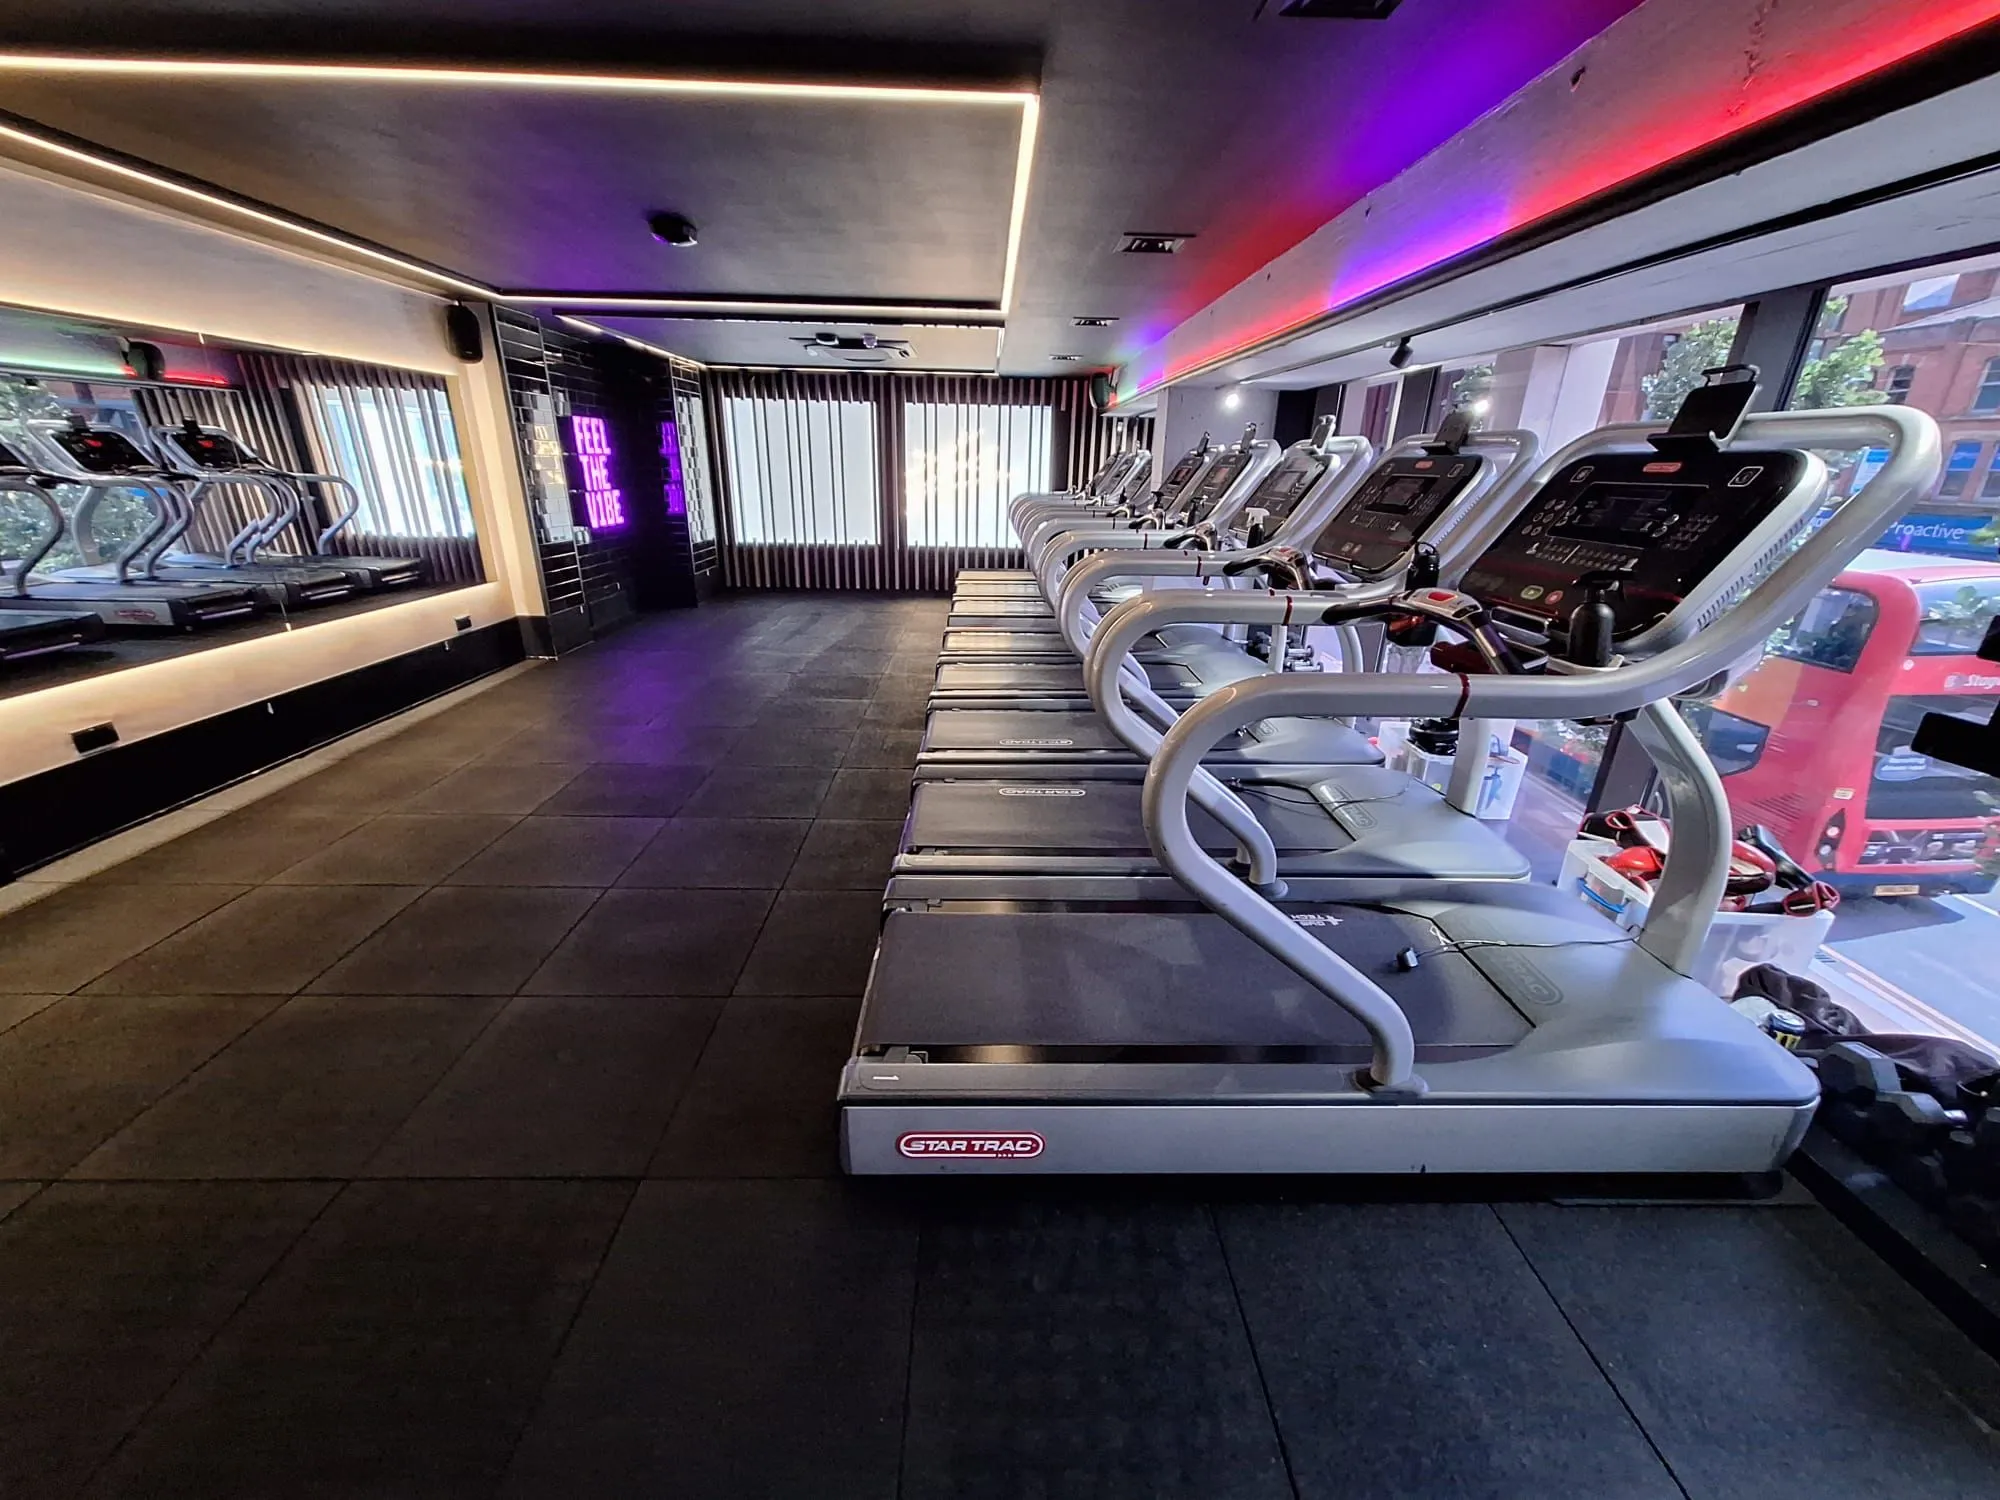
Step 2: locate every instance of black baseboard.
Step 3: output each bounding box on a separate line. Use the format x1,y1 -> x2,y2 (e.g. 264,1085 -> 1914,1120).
0,619 -> 525,880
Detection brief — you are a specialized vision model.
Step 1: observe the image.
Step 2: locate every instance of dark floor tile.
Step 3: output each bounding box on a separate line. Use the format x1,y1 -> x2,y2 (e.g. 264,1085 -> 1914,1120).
500,1180 -> 914,1500
651,995 -> 856,1177
733,890 -> 882,996
680,764 -> 832,820
307,887 -> 599,995
0,1182 -> 37,1221
591,722 -> 746,766
860,699 -> 927,730
370,995 -> 721,1177
0,883 -> 246,994
0,1182 -> 334,1499
371,711 -> 518,765
537,763 -> 709,818
446,816 -> 663,887
399,761 -> 580,815
0,995 -> 284,1177
728,721 -> 856,767
744,697 -> 868,730
793,672 -> 881,701
1220,1202 -> 1678,1500
845,724 -> 924,767
616,818 -> 809,889
72,995 -> 503,1179
284,753 -> 461,811
1498,1204 -> 2000,1499
86,1181 -> 630,1500
787,820 -> 902,890
85,885 -> 424,994
94,806 -> 370,885
470,720 -> 610,765
0,993 -> 62,1036
819,768 -> 913,820
524,888 -> 774,996
269,812 -> 517,884
903,1198 -> 1289,1500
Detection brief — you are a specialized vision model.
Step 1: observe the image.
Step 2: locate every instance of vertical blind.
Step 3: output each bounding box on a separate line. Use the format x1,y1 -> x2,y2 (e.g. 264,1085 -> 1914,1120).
705,370 -> 1151,591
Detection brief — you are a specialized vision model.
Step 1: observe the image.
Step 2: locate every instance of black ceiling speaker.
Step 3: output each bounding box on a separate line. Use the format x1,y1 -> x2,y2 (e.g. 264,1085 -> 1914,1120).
1089,372 -> 1114,412
648,210 -> 700,247
124,340 -> 166,382
444,303 -> 485,363
1277,0 -> 1404,17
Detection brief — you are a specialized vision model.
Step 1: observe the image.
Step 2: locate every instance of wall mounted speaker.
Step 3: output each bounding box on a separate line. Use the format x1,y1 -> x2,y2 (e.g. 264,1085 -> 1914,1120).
445,303 -> 485,364
1089,372 -> 1114,412
124,340 -> 166,382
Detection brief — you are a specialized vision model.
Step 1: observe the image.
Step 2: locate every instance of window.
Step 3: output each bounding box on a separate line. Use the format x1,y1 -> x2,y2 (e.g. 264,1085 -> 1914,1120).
1911,579 -> 2000,655
721,395 -> 878,545
1940,440 -> 1983,498
1772,586 -> 1878,672
1865,694 -> 2000,820
1902,275 -> 1960,313
1689,705 -> 1773,776
1883,364 -> 1915,404
1984,450 -> 2000,502
903,402 -> 1053,548
1974,356 -> 2000,414
297,380 -> 475,538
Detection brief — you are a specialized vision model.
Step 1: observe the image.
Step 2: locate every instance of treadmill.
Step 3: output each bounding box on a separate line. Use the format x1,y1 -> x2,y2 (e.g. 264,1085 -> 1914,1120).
956,450 -> 1160,596
0,441 -> 108,660
841,381 -> 1943,1176
918,421 -> 1534,780
154,421 -> 429,592
0,425 -> 261,630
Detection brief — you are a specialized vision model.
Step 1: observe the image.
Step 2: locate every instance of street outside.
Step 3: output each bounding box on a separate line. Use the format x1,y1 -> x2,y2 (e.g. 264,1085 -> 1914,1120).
1820,886 -> 2000,1048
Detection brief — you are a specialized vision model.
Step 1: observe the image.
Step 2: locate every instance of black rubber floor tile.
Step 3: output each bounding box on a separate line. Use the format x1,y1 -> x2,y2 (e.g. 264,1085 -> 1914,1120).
84,1180 -> 630,1500
0,995 -> 285,1177
369,995 -> 720,1177
0,883 -> 247,994
524,888 -> 775,996
71,995 -> 504,1179
84,885 -> 424,994
370,711 -> 516,765
399,760 -> 581,815
470,720 -> 610,765
903,1198 -> 1290,1500
744,697 -> 869,730
1219,1202 -> 1680,1500
268,812 -> 517,884
681,764 -> 832,820
729,721 -> 857,767
787,820 -> 903,889
732,890 -> 882,997
500,1180 -> 915,1500
0,1181 -> 334,1499
307,887 -> 599,995
595,722 -> 745,766
284,753 -> 461,811
861,699 -> 927,730
537,763 -> 709,818
650,995 -> 857,1177
794,672 -> 882,701
0,1181 -> 37,1221
820,768 -> 913,820
0,993 -> 62,1037
844,724 -> 924,767
617,818 -> 810,889
446,815 -> 662,887
1497,1204 -> 2000,1499
93,806 -> 370,885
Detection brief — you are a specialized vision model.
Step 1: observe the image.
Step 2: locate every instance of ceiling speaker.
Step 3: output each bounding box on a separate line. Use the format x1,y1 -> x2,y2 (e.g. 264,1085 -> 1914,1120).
445,303 -> 485,364
1089,373 -> 1114,412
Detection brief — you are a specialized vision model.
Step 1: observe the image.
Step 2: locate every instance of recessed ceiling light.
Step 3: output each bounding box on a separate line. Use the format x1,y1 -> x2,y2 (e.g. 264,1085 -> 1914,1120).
1119,233 -> 1189,255
647,211 -> 699,247
1050,354 -> 1083,362
1072,316 -> 1118,327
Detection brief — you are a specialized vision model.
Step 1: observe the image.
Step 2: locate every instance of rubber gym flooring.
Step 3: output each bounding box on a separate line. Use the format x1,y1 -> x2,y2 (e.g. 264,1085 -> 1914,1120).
0,594 -> 1994,1498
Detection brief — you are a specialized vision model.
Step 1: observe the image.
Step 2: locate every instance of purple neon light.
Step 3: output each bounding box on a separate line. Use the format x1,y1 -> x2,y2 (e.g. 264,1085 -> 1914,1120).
569,414 -> 626,528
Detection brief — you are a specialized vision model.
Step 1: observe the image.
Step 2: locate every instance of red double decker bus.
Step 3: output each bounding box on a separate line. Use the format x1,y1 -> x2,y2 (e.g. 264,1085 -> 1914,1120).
1692,551 -> 2000,898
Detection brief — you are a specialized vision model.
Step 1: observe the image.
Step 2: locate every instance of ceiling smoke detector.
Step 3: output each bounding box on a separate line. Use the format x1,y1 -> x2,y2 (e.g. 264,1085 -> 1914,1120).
1276,0 -> 1405,17
1118,233 -> 1189,255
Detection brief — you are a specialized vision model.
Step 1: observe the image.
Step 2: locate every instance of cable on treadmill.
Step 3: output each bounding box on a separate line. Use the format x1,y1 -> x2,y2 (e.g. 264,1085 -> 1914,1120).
1223,782 -> 1407,818
1392,935 -> 1638,972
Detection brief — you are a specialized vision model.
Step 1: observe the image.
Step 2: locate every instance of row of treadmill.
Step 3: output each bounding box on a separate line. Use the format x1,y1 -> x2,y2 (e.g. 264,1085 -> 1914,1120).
839,367 -> 1945,1176
0,415 -> 428,664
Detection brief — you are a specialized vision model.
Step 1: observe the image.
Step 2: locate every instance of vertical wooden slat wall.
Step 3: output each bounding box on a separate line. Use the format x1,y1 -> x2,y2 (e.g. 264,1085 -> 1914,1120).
703,369 -> 1152,593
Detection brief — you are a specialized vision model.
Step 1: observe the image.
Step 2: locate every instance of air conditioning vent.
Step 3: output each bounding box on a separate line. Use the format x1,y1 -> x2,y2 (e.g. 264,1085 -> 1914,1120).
1276,0 -> 1404,17
1119,233 -> 1189,255
1050,354 -> 1083,362
1072,316 -> 1119,327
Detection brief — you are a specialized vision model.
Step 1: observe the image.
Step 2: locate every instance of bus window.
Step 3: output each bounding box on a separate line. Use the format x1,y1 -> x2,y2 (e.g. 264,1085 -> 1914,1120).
1868,694 -> 2000,823
1690,705 -> 1771,775
1772,586 -> 1877,672
1911,579 -> 2000,655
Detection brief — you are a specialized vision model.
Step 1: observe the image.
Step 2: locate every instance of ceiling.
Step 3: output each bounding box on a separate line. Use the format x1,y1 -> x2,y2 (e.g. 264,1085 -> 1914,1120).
0,0 -> 1645,373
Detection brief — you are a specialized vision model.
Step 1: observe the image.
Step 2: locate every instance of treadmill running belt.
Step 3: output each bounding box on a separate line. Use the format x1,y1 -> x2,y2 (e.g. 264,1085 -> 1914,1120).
862,907 -> 1530,1051
904,780 -> 1344,856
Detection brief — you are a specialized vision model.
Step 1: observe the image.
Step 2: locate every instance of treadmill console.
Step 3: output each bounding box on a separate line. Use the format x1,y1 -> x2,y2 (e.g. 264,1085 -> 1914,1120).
1154,447 -> 1209,507
1236,447 -> 1330,531
1178,448 -> 1252,520
165,426 -> 260,470
41,425 -> 158,475
1459,447 -> 1811,643
1310,453 -> 1483,576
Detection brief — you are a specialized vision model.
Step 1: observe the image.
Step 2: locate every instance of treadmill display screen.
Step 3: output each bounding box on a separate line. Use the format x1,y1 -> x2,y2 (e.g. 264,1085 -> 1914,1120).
1246,454 -> 1328,525
1459,448 -> 1811,642
177,430 -> 257,469
1308,455 -> 1483,577
1184,450 -> 1251,516
46,428 -> 152,474
1156,449 -> 1207,503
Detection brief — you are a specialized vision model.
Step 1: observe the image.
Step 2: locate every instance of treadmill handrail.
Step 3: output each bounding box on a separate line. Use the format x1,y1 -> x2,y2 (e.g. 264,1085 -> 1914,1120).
1129,404 -> 1939,1091
0,474 -> 67,596
1020,437 -> 1280,569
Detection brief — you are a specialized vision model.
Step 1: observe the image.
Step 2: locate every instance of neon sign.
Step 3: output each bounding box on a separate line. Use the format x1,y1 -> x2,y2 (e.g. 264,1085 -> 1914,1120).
568,414 -> 626,528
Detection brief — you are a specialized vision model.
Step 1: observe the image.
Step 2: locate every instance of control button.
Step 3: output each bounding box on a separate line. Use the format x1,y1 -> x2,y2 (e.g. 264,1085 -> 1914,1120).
1519,585 -> 1545,601
1728,466 -> 1764,488
1425,590 -> 1455,602
1545,590 -> 1565,606
1571,466 -> 1593,484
